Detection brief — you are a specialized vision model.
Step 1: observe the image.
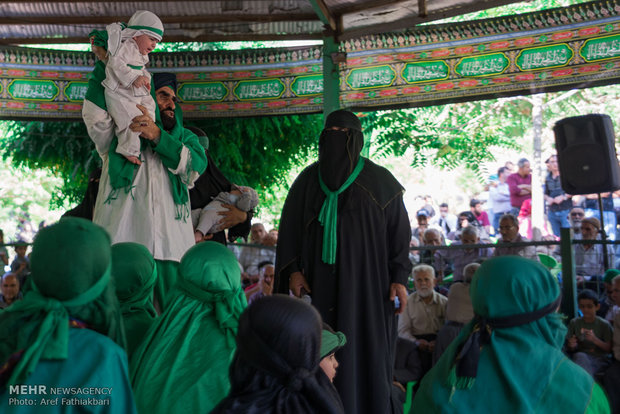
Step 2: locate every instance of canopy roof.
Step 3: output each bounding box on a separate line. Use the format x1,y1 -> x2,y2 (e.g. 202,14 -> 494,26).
0,0 -> 524,44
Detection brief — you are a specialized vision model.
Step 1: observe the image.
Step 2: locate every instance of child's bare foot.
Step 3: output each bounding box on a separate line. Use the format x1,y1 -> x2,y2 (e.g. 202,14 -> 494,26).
194,231 -> 204,244
125,155 -> 142,165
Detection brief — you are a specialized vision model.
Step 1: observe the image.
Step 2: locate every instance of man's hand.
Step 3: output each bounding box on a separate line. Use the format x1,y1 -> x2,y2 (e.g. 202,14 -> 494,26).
260,277 -> 274,296
133,75 -> 151,91
417,339 -> 430,351
289,271 -> 310,297
129,104 -> 160,141
217,204 -> 247,230
390,282 -> 408,315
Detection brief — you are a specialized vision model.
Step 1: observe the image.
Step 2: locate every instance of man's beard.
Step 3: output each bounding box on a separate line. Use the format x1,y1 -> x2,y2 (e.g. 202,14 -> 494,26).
160,109 -> 176,131
417,288 -> 433,298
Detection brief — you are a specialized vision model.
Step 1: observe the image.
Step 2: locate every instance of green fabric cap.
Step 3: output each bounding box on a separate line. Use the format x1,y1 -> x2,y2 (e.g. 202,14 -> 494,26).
111,242 -> 157,358
320,329 -> 347,359
0,218 -> 125,386
130,241 -> 247,414
318,157 -> 365,264
604,268 -> 620,284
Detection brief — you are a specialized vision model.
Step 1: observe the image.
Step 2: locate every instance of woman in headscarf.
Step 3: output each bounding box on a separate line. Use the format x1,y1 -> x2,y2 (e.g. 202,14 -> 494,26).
0,217 -> 136,413
411,256 -> 610,414
111,242 -> 158,359
131,241 -> 246,414
211,295 -> 344,414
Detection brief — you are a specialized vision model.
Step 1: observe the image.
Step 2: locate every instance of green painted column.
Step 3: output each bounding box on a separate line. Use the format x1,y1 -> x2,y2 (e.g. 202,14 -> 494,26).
322,35 -> 340,118
560,227 -> 577,320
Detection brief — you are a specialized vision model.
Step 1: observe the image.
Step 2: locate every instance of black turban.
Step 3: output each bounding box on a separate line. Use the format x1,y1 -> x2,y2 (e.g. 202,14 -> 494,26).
153,72 -> 177,92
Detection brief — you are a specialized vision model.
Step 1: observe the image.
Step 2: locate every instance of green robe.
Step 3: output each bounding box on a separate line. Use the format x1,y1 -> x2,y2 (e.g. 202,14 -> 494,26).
0,328 -> 137,413
411,256 -> 610,414
130,241 -> 246,414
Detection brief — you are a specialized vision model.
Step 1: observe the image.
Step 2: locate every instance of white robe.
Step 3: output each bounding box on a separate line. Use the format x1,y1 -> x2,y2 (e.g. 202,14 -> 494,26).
83,99 -> 199,262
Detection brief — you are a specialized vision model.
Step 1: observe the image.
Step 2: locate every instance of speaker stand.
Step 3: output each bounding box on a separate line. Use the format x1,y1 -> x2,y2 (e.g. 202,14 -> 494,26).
597,193 -> 609,270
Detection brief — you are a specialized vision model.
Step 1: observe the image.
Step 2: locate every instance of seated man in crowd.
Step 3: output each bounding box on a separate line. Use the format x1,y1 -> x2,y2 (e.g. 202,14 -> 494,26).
412,210 -> 430,240
238,223 -> 276,282
447,211 -> 490,242
0,272 -> 22,309
420,228 -> 452,283
246,260 -> 274,304
494,213 -> 538,261
568,207 -> 585,239
575,217 -> 615,286
436,226 -> 492,282
434,203 -> 457,238
398,264 -> 447,375
470,198 -> 491,235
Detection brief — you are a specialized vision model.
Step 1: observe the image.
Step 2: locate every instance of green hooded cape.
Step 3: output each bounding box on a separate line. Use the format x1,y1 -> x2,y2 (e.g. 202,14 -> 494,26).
112,242 -> 158,359
411,256 -> 609,414
0,218 -> 136,413
130,241 -> 247,414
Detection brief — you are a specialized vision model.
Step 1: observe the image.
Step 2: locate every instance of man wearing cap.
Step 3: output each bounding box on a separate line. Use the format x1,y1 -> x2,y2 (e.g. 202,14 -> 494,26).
83,31 -> 207,310
275,110 -> 412,414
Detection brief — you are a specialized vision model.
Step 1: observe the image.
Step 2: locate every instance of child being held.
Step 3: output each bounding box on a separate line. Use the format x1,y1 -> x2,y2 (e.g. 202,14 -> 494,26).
101,10 -> 163,165
566,289 -> 613,376
191,185 -> 259,243
320,324 -> 347,383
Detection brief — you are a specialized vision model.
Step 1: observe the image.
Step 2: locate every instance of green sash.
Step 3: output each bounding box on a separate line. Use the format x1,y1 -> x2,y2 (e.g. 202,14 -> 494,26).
318,157 -> 365,264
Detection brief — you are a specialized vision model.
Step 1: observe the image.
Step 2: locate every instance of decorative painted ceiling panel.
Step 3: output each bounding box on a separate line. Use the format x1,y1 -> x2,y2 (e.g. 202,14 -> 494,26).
0,1 -> 617,119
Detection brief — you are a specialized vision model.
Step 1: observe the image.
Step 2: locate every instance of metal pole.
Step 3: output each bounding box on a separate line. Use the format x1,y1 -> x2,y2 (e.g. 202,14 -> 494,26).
597,193 -> 609,269
322,35 -> 340,118
560,227 -> 577,319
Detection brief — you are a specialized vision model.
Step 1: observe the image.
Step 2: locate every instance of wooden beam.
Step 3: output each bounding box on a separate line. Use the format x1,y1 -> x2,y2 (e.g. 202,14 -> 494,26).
339,0 -> 411,15
418,0 -> 427,18
0,14 -> 318,25
339,0 -> 523,41
308,0 -> 338,33
0,33 -> 323,45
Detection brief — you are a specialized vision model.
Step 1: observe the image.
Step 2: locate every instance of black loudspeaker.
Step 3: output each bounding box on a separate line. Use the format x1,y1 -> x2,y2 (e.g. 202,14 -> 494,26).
553,114 -> 620,195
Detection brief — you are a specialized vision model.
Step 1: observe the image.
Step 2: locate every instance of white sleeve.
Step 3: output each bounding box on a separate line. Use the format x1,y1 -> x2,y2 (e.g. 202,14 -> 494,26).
82,99 -> 114,155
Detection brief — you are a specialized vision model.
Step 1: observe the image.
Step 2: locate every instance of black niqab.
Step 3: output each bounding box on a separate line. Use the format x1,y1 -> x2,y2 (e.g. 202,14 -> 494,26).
319,111 -> 364,191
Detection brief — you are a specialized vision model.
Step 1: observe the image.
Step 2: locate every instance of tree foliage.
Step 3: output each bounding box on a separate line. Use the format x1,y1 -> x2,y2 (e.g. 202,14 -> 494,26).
1,112 -> 322,215
364,98 -> 527,181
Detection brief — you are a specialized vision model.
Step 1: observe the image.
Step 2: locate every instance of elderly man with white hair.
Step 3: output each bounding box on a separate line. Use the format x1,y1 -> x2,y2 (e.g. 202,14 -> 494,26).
398,264 -> 447,375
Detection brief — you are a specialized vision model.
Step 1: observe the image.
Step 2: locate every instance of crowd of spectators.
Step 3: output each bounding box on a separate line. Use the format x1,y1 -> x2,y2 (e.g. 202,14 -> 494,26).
4,137 -> 620,414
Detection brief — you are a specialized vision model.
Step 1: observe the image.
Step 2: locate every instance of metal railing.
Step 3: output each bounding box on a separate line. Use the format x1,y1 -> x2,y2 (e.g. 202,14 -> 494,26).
410,228 -> 620,319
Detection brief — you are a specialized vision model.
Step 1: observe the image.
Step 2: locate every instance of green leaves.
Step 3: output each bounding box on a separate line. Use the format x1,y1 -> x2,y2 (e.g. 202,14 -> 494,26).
1,120 -> 97,208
